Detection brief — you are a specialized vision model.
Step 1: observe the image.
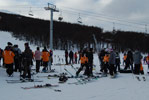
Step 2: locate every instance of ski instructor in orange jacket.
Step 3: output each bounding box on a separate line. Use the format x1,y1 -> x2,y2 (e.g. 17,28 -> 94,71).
2,46 -> 15,77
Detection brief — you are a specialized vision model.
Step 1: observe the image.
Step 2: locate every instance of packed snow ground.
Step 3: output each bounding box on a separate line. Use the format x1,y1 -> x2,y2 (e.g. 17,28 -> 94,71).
0,31 -> 149,100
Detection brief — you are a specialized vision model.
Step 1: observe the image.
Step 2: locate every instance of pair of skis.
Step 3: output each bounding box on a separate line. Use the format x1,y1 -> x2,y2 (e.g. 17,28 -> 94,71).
21,84 -> 61,92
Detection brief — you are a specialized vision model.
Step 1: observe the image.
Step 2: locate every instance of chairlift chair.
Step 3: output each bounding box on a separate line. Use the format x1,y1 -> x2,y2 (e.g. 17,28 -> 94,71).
77,13 -> 82,24
28,7 -> 34,16
58,11 -> 63,21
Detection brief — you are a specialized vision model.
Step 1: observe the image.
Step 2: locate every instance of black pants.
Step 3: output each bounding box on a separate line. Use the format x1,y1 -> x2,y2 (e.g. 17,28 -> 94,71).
65,57 -> 68,65
6,63 -> 13,76
69,57 -> 73,64
43,61 -> 48,71
88,61 -> 93,76
109,64 -> 116,76
14,58 -> 20,72
76,63 -> 90,76
103,62 -> 109,74
134,64 -> 140,75
36,60 -> 40,72
22,61 -> 31,79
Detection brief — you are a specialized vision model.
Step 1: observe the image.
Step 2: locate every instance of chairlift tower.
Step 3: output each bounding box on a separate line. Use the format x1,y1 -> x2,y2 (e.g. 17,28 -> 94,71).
44,3 -> 59,50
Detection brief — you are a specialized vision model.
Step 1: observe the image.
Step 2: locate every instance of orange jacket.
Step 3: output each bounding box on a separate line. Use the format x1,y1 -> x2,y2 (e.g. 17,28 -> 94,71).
146,56 -> 149,62
80,56 -> 88,64
123,55 -> 127,60
103,55 -> 109,62
42,51 -> 50,62
2,50 -> 15,64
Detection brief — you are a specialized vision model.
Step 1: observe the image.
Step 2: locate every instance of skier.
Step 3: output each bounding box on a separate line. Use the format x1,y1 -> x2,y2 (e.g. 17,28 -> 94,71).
65,49 -> 68,65
21,43 -> 33,80
109,49 -> 116,78
87,48 -> 94,76
124,50 -> 133,71
2,46 -> 15,77
69,50 -> 74,64
76,53 -> 89,77
42,46 -> 50,72
13,44 -> 22,72
115,51 -> 121,72
133,50 -> 142,75
34,47 -> 41,73
98,48 -> 106,72
102,52 -> 109,76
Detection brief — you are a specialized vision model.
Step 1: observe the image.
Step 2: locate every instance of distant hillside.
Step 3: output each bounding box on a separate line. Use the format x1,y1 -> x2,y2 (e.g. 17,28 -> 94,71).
0,11 -> 149,52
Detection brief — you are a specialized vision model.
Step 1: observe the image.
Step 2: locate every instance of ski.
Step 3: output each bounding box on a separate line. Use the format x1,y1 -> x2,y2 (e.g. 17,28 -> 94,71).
21,84 -> 61,92
6,79 -> 43,83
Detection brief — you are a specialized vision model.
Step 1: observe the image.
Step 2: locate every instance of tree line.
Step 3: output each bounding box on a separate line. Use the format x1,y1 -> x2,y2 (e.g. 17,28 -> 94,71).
0,12 -> 149,53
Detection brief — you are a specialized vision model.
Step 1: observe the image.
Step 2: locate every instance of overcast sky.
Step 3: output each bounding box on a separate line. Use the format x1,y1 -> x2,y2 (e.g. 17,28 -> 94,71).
0,0 -> 149,33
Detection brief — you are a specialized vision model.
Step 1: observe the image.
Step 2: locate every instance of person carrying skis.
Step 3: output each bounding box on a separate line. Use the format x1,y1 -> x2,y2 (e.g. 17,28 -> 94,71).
2,46 -> 15,77
21,43 -> 33,80
34,47 -> 41,73
133,50 -> 142,75
42,46 -> 50,72
76,53 -> 89,77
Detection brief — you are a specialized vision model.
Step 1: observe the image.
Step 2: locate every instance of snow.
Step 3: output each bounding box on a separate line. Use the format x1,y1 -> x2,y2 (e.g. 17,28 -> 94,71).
0,31 -> 149,100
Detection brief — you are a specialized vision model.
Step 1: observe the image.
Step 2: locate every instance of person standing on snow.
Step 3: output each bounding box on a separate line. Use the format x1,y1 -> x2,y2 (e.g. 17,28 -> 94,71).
102,53 -> 110,76
109,49 -> 116,77
115,51 -> 121,72
87,48 -> 94,76
98,48 -> 106,72
42,46 -> 50,72
124,50 -> 133,71
34,47 -> 41,73
69,50 -> 74,64
13,44 -> 22,72
76,53 -> 89,77
133,50 -> 142,75
74,52 -> 78,64
21,43 -> 33,80
65,49 -> 68,65
2,46 -> 15,77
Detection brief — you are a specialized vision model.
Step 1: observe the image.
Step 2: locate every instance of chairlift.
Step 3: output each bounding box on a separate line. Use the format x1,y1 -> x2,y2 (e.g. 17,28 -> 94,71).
77,13 -> 82,24
28,7 -> 34,16
58,11 -> 63,21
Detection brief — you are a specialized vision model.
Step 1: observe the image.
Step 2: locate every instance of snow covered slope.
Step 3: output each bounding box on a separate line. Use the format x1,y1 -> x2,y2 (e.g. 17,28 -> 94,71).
0,31 -> 149,100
